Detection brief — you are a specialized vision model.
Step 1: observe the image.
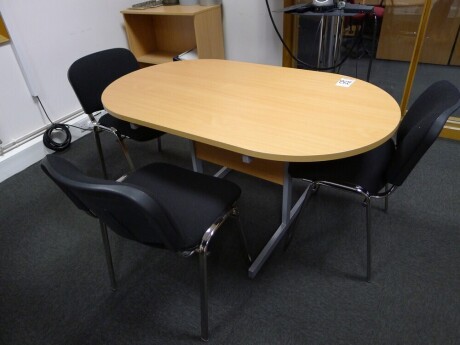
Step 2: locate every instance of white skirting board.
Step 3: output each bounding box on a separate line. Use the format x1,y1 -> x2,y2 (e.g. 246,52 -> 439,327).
0,113 -> 91,183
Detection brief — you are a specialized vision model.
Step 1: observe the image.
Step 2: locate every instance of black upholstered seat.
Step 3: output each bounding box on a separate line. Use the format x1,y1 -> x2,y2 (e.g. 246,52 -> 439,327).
289,139 -> 395,195
123,162 -> 242,250
41,155 -> 250,341
288,80 -> 460,282
68,48 -> 164,177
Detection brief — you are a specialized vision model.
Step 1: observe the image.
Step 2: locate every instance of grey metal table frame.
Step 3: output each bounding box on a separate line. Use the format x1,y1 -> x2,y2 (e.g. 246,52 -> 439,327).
189,142 -> 313,278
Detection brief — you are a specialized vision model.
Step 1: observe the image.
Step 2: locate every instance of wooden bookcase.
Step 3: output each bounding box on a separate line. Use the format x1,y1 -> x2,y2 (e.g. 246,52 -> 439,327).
121,5 -> 224,65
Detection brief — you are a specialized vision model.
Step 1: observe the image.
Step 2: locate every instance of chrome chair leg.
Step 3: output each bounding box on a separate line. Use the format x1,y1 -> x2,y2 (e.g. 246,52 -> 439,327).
117,137 -> 135,172
233,210 -> 252,264
384,184 -> 389,212
365,196 -> 372,283
311,182 -> 320,194
195,209 -> 243,341
199,251 -> 209,341
99,220 -> 117,291
94,129 -> 108,179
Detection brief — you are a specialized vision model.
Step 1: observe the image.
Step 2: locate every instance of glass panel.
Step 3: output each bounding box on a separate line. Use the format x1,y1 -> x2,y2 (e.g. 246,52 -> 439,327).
288,0 -> 460,138
411,0 -> 460,140
338,0 -> 427,103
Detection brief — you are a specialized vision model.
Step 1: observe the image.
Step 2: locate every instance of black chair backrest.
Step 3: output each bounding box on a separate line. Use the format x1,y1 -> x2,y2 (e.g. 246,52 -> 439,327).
67,48 -> 139,115
41,155 -> 185,250
386,80 -> 460,186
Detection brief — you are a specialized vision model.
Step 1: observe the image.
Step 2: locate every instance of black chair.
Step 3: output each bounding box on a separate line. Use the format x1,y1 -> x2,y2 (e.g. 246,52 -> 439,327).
41,155 -> 251,341
288,80 -> 460,282
68,48 -> 164,178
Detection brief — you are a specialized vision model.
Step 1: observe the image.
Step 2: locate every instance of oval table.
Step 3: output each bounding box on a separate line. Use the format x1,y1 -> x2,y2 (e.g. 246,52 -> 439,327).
102,59 -> 401,278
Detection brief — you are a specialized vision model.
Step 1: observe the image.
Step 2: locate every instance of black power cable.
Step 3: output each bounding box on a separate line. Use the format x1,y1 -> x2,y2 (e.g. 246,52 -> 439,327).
38,96 -> 73,152
43,123 -> 72,151
265,0 -> 360,71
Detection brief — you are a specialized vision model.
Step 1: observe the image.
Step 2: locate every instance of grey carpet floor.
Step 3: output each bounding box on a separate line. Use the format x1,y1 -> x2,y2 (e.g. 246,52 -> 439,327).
0,132 -> 459,344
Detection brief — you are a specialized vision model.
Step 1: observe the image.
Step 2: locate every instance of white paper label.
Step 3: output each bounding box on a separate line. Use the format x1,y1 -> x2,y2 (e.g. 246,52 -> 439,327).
336,78 -> 356,87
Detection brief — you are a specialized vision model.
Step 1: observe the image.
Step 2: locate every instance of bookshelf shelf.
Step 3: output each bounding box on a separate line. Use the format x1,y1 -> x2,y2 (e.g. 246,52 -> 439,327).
122,5 -> 224,65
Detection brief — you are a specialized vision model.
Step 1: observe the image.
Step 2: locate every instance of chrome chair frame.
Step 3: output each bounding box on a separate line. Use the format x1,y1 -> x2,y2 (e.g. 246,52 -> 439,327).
292,179 -> 397,282
90,118 -> 135,178
68,48 -> 163,179
41,154 -> 249,341
287,81 -> 460,283
98,205 -> 250,341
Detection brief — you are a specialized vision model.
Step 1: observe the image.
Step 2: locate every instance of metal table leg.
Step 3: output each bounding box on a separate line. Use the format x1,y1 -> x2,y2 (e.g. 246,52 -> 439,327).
248,164 -> 311,278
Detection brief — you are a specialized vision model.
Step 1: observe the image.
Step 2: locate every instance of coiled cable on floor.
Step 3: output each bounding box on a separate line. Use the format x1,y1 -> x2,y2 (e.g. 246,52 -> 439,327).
43,123 -> 72,151
38,96 -> 72,152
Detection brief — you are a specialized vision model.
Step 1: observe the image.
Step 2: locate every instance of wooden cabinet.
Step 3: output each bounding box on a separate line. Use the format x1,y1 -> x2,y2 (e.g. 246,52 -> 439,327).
121,5 -> 224,65
376,0 -> 460,65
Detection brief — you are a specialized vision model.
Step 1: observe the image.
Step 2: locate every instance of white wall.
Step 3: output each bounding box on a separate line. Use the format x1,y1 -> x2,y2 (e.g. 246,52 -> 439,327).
0,0 -> 285,180
0,0 -> 135,149
0,44 -> 39,146
222,0 -> 284,65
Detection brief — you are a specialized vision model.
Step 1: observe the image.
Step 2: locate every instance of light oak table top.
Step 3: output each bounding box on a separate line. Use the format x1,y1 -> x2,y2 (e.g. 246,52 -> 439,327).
102,59 -> 401,162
